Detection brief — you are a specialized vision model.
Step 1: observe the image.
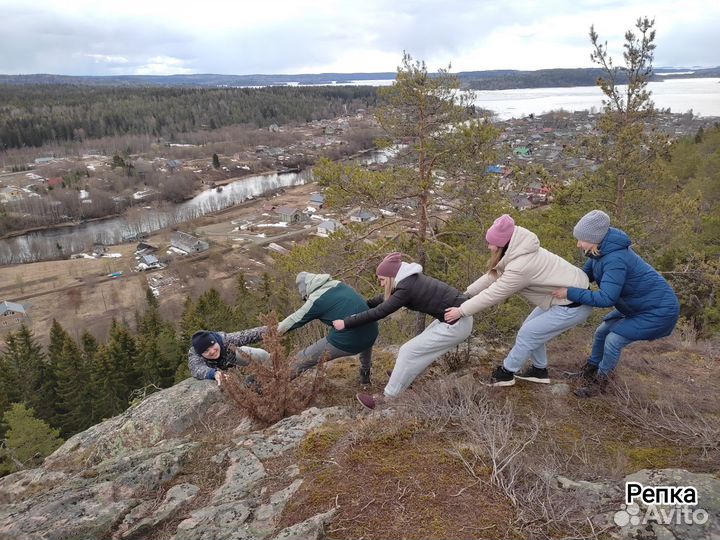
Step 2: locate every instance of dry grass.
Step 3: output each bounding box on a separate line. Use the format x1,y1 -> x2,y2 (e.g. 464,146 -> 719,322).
281,413 -> 519,540
276,323 -> 720,539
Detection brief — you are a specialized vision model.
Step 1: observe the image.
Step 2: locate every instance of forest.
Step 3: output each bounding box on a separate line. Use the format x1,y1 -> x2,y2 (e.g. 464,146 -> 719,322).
0,85 -> 378,149
2,65 -> 718,90
0,21 -> 719,480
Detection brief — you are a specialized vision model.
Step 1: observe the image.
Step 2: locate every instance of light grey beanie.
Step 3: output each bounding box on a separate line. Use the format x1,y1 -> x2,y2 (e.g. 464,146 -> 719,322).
296,272 -> 310,298
573,210 -> 610,244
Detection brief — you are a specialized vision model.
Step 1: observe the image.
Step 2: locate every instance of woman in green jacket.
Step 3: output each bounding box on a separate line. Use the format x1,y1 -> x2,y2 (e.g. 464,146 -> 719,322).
278,272 -> 379,384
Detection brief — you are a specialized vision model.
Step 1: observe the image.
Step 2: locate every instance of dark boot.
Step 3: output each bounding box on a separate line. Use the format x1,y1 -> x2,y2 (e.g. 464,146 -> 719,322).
581,362 -> 599,381
359,367 -> 371,385
566,361 -> 598,381
574,372 -> 609,398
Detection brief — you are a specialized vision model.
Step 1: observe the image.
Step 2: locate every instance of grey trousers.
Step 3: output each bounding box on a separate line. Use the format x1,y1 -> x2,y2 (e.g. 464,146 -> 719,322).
293,337 -> 372,376
235,346 -> 271,365
385,316 -> 473,397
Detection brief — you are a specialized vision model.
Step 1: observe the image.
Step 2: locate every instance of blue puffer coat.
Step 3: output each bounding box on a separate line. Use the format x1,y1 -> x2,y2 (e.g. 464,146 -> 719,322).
567,228 -> 680,341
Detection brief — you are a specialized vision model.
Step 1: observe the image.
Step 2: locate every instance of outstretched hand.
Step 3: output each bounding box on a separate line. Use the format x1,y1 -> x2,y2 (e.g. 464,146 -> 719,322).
444,307 -> 462,323
332,319 -> 345,331
214,371 -> 226,387
552,288 -> 568,300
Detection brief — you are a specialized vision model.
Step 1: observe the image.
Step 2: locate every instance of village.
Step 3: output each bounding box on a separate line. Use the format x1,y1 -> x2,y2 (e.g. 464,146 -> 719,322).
0,108 -> 712,341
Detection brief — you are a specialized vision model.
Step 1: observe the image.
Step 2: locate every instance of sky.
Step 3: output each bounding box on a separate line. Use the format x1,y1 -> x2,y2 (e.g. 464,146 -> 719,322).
0,0 -> 717,76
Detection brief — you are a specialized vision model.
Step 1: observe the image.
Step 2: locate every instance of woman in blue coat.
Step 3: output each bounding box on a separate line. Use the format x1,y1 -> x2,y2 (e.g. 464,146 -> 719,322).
553,210 -> 680,397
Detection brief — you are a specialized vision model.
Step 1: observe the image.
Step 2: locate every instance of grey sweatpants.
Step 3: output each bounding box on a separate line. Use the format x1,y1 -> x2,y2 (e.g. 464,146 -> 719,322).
293,337 -> 372,376
235,346 -> 271,365
385,316 -> 473,397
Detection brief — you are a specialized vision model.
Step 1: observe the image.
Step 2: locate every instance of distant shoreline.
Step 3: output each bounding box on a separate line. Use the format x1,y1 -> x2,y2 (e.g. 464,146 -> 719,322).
2,66 -> 719,91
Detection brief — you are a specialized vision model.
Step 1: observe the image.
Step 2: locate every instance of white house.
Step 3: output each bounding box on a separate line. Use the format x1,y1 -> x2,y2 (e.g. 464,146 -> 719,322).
0,301 -> 27,327
317,220 -> 343,237
349,209 -> 377,223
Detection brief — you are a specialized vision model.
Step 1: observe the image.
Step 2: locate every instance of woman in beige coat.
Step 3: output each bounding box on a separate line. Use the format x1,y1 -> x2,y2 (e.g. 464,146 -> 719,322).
445,214 -> 592,386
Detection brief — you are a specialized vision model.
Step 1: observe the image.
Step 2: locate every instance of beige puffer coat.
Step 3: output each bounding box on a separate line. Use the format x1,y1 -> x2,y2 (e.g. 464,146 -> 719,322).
459,226 -> 589,316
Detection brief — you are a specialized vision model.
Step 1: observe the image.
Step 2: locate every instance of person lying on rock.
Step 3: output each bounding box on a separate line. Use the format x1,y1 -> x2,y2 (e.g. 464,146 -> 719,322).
188,327 -> 269,387
278,271 -> 379,385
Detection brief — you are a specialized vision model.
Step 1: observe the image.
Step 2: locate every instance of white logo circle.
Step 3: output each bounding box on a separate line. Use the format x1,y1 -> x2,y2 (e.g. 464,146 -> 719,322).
613,510 -> 629,526
613,503 -> 641,526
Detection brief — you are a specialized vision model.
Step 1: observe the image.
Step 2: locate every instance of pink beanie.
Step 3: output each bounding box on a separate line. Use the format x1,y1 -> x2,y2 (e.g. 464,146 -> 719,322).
376,252 -> 403,278
485,214 -> 515,247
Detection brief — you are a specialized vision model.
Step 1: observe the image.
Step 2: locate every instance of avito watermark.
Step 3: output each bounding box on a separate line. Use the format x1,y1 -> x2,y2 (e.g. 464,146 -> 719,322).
613,482 -> 709,527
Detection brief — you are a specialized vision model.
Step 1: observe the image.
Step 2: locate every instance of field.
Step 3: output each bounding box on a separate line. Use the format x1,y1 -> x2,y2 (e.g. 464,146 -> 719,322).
0,181 -> 322,343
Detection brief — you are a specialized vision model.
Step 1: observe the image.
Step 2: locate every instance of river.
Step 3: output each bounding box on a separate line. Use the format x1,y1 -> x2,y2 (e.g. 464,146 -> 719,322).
0,149 -> 396,265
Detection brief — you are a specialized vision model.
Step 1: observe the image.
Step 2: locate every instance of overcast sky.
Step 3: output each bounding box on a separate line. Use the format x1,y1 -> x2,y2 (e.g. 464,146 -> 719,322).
1,0 -> 717,76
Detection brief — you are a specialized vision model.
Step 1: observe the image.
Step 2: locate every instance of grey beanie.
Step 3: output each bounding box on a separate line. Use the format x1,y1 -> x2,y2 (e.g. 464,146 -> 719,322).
296,272 -> 310,299
573,210 -> 610,244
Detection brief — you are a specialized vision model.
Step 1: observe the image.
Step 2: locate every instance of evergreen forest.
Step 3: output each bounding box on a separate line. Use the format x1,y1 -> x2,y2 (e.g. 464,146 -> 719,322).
0,85 -> 378,149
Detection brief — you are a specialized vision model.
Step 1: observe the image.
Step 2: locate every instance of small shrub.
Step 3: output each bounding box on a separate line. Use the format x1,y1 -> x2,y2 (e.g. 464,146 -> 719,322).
222,313 -> 325,425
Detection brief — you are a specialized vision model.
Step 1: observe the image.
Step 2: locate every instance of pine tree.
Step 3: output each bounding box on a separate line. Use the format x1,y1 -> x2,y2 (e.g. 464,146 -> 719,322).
54,336 -> 90,436
233,272 -> 260,328
0,325 -> 46,415
196,288 -> 235,331
0,331 -> 24,417
155,327 -> 183,388
136,335 -> 162,389
48,319 -> 70,360
84,319 -> 140,423
106,320 -> 140,399
583,17 -> 696,253
315,53 -> 500,333
41,319 -> 73,426
80,331 -> 99,362
30,353 -> 59,429
178,296 -> 203,347
90,344 -> 128,421
212,153 -> 220,169
136,288 -> 162,338
1,403 -> 63,474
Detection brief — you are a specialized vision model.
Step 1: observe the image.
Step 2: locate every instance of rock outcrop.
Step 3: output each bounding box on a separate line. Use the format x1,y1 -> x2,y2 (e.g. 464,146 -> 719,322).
556,469 -> 720,540
2,376 -> 717,540
0,378 -> 348,540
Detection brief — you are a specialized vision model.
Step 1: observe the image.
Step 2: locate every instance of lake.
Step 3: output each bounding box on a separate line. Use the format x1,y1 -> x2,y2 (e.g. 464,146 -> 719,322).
472,78 -> 720,120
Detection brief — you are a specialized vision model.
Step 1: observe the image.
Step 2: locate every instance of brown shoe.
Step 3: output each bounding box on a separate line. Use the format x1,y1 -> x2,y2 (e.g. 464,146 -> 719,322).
356,392 -> 387,410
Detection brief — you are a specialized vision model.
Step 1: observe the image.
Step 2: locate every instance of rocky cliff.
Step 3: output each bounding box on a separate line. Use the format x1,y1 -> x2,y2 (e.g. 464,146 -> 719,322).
1,337 -> 719,540
0,379 -> 345,540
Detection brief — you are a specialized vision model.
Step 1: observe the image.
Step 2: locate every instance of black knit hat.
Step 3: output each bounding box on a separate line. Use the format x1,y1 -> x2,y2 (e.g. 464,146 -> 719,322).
191,331 -> 216,356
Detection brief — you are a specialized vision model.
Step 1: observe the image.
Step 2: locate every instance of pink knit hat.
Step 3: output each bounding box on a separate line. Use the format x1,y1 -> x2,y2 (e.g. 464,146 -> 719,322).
376,252 -> 403,278
485,214 -> 515,247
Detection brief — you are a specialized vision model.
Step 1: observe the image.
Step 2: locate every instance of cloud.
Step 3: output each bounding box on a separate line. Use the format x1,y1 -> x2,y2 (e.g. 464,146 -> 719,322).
84,54 -> 129,64
0,0 -> 716,75
135,56 -> 194,75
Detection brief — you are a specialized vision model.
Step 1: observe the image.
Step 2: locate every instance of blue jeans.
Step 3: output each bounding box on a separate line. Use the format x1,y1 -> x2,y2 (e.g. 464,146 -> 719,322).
503,304 -> 593,372
589,319 -> 634,376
